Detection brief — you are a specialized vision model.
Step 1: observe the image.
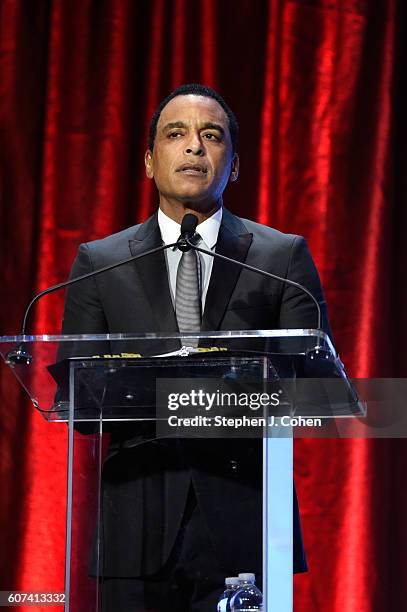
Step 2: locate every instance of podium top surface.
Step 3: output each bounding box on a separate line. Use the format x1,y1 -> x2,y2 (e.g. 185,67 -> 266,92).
0,329 -> 362,422
0,328 -> 335,351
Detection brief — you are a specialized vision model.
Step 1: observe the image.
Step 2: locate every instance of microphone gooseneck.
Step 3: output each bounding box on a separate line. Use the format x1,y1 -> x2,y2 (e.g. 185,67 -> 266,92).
7,211 -> 324,363
184,234 -> 323,332
179,212 -> 322,337
6,239 -> 180,365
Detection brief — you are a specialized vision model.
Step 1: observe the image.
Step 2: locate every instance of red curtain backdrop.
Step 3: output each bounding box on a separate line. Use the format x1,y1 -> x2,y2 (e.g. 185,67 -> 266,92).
1,0 -> 406,610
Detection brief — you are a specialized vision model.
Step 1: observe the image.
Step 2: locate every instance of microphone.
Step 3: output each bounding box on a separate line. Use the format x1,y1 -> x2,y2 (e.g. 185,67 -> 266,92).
177,213 -> 199,252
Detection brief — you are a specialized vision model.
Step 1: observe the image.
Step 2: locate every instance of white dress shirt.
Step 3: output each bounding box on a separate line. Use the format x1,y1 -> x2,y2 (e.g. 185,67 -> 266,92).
158,206 -> 222,312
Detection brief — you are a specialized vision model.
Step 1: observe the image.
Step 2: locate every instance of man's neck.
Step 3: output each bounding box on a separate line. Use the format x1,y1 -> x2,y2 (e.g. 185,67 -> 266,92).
158,198 -> 222,225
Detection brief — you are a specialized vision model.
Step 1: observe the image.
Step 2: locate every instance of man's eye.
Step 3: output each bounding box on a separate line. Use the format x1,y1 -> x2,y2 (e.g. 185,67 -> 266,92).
168,132 -> 182,138
203,133 -> 219,140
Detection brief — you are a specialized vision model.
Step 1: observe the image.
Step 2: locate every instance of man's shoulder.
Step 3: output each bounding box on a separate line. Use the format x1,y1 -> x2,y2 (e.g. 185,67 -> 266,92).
83,224 -> 142,252
75,222 -> 150,269
79,210 -> 304,258
228,210 -> 303,249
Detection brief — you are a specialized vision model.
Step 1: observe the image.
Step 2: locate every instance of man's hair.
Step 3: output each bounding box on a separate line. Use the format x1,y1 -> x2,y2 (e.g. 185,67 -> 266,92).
148,83 -> 239,153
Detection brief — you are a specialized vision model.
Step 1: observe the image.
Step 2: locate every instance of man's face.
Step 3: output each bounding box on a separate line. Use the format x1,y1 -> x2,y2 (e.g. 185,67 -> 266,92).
145,95 -> 238,211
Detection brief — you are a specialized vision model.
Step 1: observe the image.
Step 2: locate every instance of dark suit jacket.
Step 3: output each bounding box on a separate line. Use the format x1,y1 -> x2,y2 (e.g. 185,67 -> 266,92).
60,208 -> 331,577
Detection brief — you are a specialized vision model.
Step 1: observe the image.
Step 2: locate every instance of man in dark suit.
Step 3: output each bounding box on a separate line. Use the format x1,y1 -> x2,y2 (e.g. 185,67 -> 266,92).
62,83 -> 330,611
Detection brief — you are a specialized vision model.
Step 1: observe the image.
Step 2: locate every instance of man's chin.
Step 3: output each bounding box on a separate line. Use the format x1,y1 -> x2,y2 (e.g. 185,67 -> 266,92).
175,190 -> 215,206
159,187 -> 222,213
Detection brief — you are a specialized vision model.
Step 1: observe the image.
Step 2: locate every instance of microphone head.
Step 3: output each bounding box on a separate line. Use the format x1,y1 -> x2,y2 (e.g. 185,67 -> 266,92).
180,214 -> 199,239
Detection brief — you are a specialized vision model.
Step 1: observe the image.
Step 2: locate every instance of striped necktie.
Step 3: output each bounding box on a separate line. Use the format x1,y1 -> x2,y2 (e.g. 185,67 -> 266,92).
175,235 -> 202,346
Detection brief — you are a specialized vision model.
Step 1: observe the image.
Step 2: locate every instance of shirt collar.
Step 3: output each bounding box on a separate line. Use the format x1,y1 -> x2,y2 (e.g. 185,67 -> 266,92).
158,206 -> 222,249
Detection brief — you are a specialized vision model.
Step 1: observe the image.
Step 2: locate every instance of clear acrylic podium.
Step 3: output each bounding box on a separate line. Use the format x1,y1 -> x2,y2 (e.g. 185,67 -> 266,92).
0,329 -> 363,612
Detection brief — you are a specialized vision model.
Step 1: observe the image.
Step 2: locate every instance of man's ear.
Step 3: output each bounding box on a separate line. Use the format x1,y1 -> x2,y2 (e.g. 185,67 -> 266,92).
144,150 -> 154,178
229,153 -> 239,183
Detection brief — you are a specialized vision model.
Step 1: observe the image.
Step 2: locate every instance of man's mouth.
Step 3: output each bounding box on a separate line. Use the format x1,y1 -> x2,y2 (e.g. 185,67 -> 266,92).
177,164 -> 208,174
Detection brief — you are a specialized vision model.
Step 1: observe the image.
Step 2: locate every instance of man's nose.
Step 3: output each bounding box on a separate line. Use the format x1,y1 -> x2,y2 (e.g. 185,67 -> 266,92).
184,132 -> 204,156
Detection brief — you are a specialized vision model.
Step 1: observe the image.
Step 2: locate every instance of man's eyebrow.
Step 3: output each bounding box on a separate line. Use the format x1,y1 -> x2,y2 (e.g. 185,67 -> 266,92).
162,121 -> 187,132
200,122 -> 225,135
161,121 -> 225,135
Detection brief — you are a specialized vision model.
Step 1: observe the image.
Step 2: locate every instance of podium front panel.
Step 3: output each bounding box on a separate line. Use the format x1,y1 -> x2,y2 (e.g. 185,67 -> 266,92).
0,330 -> 362,612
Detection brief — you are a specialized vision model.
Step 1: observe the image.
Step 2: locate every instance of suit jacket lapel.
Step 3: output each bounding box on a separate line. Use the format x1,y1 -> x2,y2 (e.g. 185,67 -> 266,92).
202,208 -> 253,331
128,213 -> 178,333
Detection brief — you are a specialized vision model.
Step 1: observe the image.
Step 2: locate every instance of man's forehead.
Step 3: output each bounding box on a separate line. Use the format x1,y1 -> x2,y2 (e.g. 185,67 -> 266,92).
157,94 -> 228,129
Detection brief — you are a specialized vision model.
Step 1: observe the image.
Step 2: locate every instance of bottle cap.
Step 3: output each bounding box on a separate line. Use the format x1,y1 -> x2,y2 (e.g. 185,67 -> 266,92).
238,572 -> 256,582
225,577 -> 240,585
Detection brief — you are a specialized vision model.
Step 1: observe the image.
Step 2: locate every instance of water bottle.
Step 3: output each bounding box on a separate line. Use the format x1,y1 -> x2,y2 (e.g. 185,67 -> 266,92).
217,577 -> 240,612
230,572 -> 263,611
